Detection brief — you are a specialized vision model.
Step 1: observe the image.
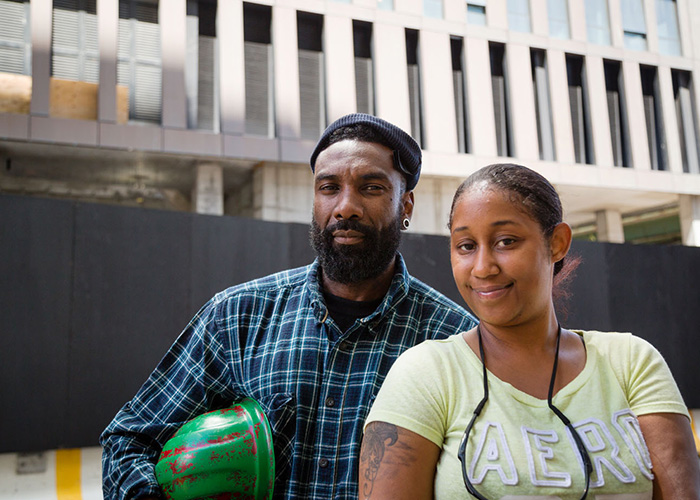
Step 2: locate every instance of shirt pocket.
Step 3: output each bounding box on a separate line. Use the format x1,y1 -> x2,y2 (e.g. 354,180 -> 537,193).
257,392 -> 296,483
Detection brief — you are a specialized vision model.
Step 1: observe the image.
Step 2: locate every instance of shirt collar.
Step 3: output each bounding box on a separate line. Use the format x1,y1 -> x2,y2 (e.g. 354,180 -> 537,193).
307,254 -> 410,325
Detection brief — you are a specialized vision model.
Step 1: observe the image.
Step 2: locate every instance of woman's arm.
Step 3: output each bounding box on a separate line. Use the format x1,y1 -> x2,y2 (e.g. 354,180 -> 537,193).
638,412 -> 700,499
358,421 -> 441,500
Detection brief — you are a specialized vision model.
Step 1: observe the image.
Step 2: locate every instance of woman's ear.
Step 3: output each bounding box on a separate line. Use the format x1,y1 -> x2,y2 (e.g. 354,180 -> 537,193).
550,222 -> 572,263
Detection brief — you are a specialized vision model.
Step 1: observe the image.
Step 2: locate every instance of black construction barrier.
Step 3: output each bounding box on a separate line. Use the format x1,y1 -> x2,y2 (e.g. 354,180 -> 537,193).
1,193 -> 699,453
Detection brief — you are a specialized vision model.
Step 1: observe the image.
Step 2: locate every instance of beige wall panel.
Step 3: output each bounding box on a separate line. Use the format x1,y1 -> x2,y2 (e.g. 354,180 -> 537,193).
568,0 -> 586,42
31,116 -> 98,145
0,113 -> 30,140
160,0 -> 187,128
506,44 -> 539,161
223,135 -> 280,161
395,0 -> 422,17
680,194 -> 700,246
280,138 -> 315,164
547,49 -> 575,164
643,0 -> 658,53
678,0 -> 694,58
30,0 -> 52,116
273,7 -> 301,139
444,0 -> 465,26
608,0 -> 624,48
219,0 -> 246,134
98,0 -> 118,123
585,55 -> 614,167
487,0 -> 508,30
324,16 -> 357,122
99,123 -> 162,151
531,0 -> 549,36
374,22 -> 411,133
657,66 -> 683,174
621,60 -> 650,170
163,129 -> 223,156
0,74 -> 31,115
464,37 -> 497,157
419,31 -> 457,154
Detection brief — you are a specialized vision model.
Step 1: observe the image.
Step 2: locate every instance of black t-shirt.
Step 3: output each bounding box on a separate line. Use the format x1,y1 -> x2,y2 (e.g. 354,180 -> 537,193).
323,291 -> 382,336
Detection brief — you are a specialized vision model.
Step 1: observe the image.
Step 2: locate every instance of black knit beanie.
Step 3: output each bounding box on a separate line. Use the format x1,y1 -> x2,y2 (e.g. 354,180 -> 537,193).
309,113 -> 422,191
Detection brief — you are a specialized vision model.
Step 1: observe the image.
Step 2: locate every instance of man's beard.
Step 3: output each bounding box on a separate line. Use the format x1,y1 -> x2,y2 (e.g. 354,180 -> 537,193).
310,214 -> 402,285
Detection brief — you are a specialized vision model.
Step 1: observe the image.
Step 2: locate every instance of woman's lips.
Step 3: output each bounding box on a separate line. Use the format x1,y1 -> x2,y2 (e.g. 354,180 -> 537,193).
471,283 -> 513,299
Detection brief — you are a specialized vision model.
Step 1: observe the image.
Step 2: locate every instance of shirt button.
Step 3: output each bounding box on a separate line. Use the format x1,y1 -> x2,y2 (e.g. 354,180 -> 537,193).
325,397 -> 335,407
319,458 -> 329,468
339,340 -> 351,351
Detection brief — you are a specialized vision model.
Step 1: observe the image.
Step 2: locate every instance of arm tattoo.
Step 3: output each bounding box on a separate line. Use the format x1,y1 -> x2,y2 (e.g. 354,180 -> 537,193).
360,422 -> 399,499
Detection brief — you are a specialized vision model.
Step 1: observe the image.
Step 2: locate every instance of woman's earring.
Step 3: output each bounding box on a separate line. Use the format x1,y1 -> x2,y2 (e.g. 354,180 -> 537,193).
402,218 -> 410,230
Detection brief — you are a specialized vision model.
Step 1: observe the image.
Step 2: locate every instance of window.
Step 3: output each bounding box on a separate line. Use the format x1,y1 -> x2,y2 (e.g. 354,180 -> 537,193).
297,11 -> 325,141
604,60 -> 631,167
672,70 -> 700,174
118,0 -> 162,123
353,21 -> 374,115
450,36 -> 470,154
490,42 -> 512,157
656,0 -> 681,56
51,0 -> 98,83
586,0 -> 611,45
466,0 -> 486,25
243,2 -> 273,136
0,0 -> 31,75
621,0 -> 647,51
424,0 -> 442,18
507,0 -> 530,33
377,0 -> 393,11
405,29 -> 424,148
531,49 -> 555,161
547,0 -> 569,39
186,0 -> 218,131
566,54 -> 594,164
640,66 -> 667,170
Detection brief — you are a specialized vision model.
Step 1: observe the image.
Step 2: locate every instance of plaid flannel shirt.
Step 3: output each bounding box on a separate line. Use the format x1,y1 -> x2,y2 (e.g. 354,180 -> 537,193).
100,255 -> 477,499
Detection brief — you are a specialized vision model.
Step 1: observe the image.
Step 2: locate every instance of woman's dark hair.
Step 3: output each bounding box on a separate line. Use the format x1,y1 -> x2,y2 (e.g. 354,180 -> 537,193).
448,163 -> 579,309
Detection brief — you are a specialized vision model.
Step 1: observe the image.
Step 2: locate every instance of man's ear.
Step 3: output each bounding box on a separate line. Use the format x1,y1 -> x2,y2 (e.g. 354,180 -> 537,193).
550,222 -> 572,263
402,191 -> 415,222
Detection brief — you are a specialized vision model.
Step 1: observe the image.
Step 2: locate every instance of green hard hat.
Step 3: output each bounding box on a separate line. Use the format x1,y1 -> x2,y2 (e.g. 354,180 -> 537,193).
155,398 -> 275,500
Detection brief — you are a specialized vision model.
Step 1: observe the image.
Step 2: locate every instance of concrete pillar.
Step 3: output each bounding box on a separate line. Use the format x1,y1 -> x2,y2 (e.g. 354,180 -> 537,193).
596,209 -> 625,243
465,36 -> 497,157
192,164 -> 224,215
680,194 -> 700,247
160,0 -> 187,128
30,0 -> 52,116
324,15 -> 356,122
374,22 -> 410,133
98,0 -> 118,123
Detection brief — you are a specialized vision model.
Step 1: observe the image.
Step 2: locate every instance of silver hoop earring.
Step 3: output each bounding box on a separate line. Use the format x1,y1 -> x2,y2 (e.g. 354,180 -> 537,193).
402,218 -> 410,230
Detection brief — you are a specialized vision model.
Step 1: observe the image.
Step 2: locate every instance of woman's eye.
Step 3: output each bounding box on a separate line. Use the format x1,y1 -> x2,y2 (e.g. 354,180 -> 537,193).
497,238 -> 516,247
458,243 -> 475,251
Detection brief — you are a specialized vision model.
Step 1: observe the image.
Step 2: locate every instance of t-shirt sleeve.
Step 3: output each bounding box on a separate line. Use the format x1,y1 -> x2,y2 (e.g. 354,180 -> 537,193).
622,334 -> 689,419
364,340 -> 450,448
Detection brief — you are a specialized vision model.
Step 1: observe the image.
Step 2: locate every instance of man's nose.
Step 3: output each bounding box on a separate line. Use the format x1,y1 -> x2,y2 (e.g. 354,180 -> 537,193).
334,189 -> 363,220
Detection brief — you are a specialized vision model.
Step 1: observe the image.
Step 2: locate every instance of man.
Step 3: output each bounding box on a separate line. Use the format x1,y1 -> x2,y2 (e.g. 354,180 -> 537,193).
100,113 -> 477,499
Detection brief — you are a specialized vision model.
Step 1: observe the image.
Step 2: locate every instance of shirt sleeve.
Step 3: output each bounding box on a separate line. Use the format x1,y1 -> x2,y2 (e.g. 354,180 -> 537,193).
622,334 -> 689,419
365,340 -> 451,448
99,297 -> 240,499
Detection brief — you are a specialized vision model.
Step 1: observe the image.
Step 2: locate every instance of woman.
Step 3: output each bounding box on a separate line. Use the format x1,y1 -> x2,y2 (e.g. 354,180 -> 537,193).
359,164 -> 700,499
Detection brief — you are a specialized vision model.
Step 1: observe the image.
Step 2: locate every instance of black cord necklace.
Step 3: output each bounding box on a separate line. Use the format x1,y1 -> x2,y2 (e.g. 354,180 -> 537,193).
457,323 -> 593,499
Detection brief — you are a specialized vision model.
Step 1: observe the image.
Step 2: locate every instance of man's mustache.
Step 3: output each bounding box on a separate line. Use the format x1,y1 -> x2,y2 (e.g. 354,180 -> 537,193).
324,220 -> 374,237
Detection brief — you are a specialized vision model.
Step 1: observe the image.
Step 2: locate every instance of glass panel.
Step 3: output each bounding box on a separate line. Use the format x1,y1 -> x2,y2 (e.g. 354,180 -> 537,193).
548,0 -> 569,39
656,0 -> 681,56
424,0 -> 442,18
585,0 -> 611,45
377,0 -> 393,11
507,0 -> 530,33
467,4 -> 486,25
624,31 -> 647,50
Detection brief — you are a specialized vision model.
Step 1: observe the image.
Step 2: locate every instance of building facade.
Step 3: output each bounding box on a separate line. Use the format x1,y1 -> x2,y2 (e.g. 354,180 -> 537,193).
2,0 -> 700,244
